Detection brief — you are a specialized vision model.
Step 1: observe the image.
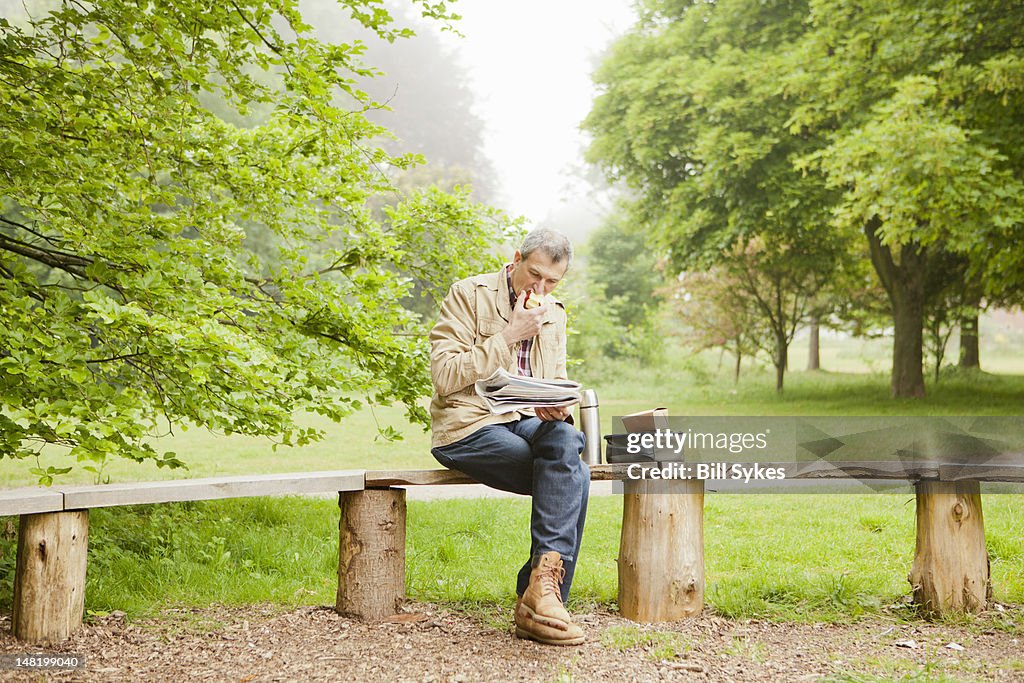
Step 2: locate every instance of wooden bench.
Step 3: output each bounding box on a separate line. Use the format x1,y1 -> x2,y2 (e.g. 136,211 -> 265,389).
3,455 -> 1022,645
350,459 -> 1024,625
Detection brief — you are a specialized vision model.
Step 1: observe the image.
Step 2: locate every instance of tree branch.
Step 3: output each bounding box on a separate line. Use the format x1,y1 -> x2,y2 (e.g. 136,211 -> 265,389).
0,231 -> 92,277
1,215 -> 70,250
864,216 -> 896,300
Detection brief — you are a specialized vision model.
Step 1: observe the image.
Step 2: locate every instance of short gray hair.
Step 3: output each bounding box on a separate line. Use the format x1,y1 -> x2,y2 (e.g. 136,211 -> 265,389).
520,227 -> 574,268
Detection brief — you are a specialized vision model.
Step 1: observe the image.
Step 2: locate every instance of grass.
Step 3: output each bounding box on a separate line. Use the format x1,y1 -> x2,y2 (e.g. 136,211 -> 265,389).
600,625 -> 688,660
826,649 -> 1024,682
825,663 -> 971,682
581,353 -> 1024,423
0,403 -> 438,488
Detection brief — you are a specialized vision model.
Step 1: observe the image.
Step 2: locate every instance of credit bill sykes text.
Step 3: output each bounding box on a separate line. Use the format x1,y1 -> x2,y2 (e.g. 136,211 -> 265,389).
626,462 -> 785,483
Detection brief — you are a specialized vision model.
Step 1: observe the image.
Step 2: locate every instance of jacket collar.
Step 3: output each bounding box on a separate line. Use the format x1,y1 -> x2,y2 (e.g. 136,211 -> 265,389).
495,264 -> 513,322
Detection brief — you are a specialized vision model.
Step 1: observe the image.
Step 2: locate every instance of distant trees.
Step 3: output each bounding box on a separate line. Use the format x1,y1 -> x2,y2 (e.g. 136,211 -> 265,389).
302,0 -> 497,200
584,0 -> 850,392
668,268 -> 763,384
0,1 -> 508,481
585,0 -> 1024,397
569,214 -> 664,366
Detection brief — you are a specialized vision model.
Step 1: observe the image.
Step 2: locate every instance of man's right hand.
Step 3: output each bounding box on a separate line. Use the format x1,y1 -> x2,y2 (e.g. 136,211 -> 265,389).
501,290 -> 546,344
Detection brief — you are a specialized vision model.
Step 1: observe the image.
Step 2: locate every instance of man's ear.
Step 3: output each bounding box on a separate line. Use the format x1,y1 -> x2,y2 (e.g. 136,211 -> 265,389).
511,250 -> 522,269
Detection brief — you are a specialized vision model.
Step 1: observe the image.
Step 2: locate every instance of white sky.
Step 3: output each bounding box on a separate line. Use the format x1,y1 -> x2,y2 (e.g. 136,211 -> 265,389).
439,0 -> 637,224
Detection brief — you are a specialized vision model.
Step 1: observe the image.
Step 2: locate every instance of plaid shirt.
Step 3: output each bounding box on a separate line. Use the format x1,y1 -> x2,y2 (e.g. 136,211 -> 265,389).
506,264 -> 533,377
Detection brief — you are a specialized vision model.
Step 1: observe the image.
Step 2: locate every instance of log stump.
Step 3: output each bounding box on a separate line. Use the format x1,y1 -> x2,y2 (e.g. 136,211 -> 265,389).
12,511 -> 90,645
618,478 -> 704,621
908,481 -> 990,616
337,488 -> 406,620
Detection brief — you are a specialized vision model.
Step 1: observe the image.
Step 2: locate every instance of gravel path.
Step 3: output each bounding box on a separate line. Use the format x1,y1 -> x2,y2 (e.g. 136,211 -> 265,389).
2,602 -> 1022,682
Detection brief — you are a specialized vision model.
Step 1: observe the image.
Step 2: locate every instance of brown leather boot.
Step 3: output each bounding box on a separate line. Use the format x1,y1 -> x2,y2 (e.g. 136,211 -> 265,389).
514,552 -> 585,645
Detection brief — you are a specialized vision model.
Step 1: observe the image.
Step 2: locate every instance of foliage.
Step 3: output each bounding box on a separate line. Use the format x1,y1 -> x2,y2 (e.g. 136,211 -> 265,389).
586,0 -> 1024,398
297,0 -> 505,320
787,0 -> 1024,395
569,297 -> 664,372
0,0 -> 510,482
352,5 -> 497,200
567,214 -> 665,367
585,215 -> 663,328
667,267 -> 766,383
583,0 -> 855,392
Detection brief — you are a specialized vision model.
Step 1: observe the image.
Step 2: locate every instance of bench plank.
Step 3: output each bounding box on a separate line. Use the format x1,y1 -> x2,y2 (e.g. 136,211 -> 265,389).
793,460 -> 1024,482
0,489 -> 65,517
365,464 -> 633,488
367,460 -> 1024,489
61,470 -> 365,509
365,469 -> 475,487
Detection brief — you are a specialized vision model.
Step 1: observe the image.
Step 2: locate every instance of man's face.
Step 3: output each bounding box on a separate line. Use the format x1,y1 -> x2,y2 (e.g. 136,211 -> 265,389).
510,250 -> 568,298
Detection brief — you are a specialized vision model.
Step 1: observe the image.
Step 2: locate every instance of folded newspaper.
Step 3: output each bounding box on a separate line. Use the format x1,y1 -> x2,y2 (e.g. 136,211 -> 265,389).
474,368 -> 582,415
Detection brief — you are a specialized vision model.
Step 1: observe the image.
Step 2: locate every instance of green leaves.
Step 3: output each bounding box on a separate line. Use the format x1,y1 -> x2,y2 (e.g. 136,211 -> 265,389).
587,0 -> 1024,396
0,0 -> 505,484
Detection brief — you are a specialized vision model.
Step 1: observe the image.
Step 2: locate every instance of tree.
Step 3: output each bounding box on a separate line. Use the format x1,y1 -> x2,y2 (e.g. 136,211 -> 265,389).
301,0 -> 497,200
788,0 -> 1024,397
567,214 -> 665,366
668,268 -> 764,384
586,214 -> 662,329
297,1 -> 503,321
0,1 -> 509,483
721,237 -> 836,392
584,0 -> 850,392
586,0 -> 1024,398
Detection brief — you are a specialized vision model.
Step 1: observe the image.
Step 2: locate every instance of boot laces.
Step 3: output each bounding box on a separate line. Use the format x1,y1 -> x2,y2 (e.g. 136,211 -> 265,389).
538,560 -> 566,599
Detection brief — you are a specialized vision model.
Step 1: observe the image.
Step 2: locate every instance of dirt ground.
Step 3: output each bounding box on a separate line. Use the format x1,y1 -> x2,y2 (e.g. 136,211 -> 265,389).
1,602 -> 1022,682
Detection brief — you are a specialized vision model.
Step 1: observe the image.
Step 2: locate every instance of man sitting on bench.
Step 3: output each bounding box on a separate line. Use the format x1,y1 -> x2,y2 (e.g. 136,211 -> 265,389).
428,227 -> 588,646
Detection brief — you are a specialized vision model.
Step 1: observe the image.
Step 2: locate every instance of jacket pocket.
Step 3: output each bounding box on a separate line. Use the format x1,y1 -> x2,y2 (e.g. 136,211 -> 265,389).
477,318 -> 505,341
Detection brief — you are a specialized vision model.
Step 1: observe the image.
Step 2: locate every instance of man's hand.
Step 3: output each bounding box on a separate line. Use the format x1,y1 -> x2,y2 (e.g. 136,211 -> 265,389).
535,405 -> 571,421
501,290 -> 546,345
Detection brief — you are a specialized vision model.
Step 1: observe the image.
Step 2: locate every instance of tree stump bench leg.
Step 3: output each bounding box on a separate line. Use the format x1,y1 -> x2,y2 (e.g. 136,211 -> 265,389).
908,481 -> 990,616
337,488 -> 406,620
13,510 -> 90,645
618,478 -> 704,621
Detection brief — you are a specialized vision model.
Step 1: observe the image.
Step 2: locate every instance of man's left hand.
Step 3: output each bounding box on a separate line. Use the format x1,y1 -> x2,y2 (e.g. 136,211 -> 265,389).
535,405 -> 571,421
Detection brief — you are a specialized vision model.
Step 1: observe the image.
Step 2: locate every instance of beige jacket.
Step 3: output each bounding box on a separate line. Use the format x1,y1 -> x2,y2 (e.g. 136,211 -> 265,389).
429,265 -> 568,448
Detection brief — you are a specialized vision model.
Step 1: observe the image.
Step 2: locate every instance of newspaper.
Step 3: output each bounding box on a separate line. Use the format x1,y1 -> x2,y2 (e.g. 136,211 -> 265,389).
474,368 -> 582,415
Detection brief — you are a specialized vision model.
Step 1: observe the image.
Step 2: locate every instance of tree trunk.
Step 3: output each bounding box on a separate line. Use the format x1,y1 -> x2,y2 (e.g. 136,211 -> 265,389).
618,478 -> 704,621
891,285 -> 926,398
774,330 -> 787,393
13,511 -> 90,645
864,222 -> 927,399
959,312 -> 980,369
927,316 -> 945,384
807,317 -> 820,371
908,481 -> 989,616
734,350 -> 742,384
337,488 -> 406,620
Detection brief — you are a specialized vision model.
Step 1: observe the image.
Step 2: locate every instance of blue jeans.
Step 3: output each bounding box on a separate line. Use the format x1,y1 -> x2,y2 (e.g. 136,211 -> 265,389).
431,418 -> 589,603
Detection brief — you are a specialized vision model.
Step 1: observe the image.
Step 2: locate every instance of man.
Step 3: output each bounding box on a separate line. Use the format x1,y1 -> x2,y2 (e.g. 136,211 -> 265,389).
429,227 -> 588,646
